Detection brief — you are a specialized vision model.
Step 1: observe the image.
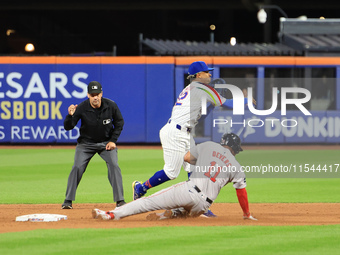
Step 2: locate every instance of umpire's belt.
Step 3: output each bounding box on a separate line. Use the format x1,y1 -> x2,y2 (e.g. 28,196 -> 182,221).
168,119 -> 191,133
193,185 -> 213,204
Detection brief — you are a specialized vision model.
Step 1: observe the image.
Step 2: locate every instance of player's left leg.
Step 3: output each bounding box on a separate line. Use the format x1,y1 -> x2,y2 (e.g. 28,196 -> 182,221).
185,135 -> 217,218
146,208 -> 189,221
133,125 -> 189,200
146,183 -> 211,220
111,181 -> 195,220
98,143 -> 125,207
200,209 -> 217,218
133,168 -> 171,198
62,143 -> 96,209
92,208 -> 106,219
133,147 -> 187,200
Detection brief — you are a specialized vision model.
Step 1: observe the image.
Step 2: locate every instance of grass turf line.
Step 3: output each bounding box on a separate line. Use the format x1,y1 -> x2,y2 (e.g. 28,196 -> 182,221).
1,225 -> 340,255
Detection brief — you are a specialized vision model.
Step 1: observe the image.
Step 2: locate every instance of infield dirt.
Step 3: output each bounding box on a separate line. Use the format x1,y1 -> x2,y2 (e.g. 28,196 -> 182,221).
1,203 -> 340,233
1,144 -> 339,233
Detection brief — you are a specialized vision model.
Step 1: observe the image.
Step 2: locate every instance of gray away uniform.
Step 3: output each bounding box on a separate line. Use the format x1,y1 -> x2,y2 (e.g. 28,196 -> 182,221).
111,141 -> 246,220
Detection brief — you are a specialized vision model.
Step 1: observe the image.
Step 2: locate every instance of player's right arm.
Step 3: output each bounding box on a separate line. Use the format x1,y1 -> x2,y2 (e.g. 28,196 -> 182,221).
235,188 -> 257,220
198,84 -> 235,110
184,151 -> 197,165
68,104 -> 78,115
236,188 -> 250,217
64,104 -> 80,130
221,96 -> 254,109
201,84 -> 255,109
231,161 -> 257,220
184,143 -> 200,165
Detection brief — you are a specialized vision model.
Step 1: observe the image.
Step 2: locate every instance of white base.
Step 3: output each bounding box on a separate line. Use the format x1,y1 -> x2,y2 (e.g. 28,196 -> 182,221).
16,214 -> 68,222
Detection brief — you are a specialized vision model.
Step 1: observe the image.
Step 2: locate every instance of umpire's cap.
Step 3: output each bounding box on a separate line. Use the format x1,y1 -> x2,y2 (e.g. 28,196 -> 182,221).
88,81 -> 102,94
220,133 -> 243,154
188,61 -> 214,75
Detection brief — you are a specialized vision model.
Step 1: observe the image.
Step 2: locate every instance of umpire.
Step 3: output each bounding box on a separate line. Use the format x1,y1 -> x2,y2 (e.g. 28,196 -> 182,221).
61,81 -> 125,209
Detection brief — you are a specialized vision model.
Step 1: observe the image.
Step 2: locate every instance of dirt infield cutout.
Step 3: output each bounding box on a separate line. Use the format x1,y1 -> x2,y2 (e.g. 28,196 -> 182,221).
1,203 -> 340,233
1,145 -> 339,233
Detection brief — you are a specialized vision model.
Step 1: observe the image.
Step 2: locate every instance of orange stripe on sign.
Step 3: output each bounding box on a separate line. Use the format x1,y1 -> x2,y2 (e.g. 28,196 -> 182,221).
213,56 -> 296,66
2,56 -> 340,66
56,57 -> 101,64
101,56 -> 147,64
146,56 -> 175,64
7,56 -> 57,64
0,56 -> 176,65
174,56 -> 298,66
0,57 -> 12,64
295,57 -> 340,66
175,56 -> 214,65
101,56 -> 175,64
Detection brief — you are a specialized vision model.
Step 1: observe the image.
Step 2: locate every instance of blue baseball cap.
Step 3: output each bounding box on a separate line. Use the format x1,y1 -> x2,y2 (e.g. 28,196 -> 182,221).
188,61 -> 214,75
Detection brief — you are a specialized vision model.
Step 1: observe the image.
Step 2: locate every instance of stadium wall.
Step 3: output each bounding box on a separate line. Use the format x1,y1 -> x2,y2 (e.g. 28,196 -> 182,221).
0,56 -> 339,144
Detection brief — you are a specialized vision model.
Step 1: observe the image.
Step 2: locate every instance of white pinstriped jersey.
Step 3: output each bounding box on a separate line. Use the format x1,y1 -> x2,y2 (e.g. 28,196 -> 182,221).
170,81 -> 227,128
189,141 -> 246,201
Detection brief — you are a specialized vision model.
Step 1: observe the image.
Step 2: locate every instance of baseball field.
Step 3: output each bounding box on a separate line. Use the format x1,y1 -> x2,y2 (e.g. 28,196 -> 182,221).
1,145 -> 340,255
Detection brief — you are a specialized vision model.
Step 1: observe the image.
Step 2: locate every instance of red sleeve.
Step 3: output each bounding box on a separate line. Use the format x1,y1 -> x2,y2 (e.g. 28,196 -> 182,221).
236,188 -> 250,217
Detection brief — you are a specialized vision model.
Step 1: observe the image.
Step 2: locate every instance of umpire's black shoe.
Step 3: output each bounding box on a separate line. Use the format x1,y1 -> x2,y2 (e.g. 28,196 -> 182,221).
116,200 -> 126,207
61,200 -> 73,209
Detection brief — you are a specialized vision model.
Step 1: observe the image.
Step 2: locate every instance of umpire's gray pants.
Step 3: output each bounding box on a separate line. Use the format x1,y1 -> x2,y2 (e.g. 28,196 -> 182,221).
65,142 -> 124,202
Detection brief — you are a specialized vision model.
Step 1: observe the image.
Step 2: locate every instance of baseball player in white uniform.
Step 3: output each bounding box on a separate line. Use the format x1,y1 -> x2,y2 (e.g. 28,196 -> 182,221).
92,133 -> 257,221
132,62 -> 251,218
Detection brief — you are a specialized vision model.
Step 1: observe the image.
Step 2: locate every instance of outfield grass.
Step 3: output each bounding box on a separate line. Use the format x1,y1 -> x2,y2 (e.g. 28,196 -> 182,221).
1,225 -> 340,255
0,148 -> 339,204
0,147 -> 339,255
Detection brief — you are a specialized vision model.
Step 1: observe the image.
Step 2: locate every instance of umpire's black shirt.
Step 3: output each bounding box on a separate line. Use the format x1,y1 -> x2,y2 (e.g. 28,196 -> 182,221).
64,98 -> 124,144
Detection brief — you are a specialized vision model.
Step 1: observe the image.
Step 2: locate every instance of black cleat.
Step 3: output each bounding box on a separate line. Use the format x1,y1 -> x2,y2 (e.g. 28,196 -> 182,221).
61,200 -> 73,209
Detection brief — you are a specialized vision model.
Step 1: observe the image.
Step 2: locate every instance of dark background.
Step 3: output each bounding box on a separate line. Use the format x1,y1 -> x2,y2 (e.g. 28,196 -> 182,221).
1,0 -> 340,56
